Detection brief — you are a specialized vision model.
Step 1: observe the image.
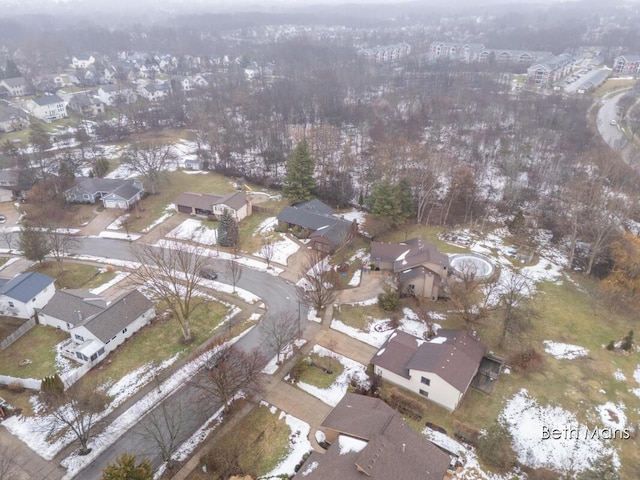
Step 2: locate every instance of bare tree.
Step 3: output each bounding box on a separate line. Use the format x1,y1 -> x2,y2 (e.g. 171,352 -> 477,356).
135,401 -> 184,471
41,381 -> 110,456
260,235 -> 276,268
497,271 -> 535,348
0,229 -> 15,252
296,250 -> 338,311
130,239 -> 210,343
191,344 -> 264,414
24,202 -> 78,269
446,261 -> 495,329
261,313 -> 300,364
226,258 -> 242,294
0,445 -> 20,480
120,142 -> 176,195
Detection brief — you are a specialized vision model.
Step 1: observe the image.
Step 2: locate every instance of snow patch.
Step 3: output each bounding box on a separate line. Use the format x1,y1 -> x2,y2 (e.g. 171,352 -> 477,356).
338,434 -> 368,455
543,340 -> 589,360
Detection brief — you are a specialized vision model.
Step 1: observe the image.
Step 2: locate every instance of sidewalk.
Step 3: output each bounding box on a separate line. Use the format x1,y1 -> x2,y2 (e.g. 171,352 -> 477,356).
0,426 -> 66,480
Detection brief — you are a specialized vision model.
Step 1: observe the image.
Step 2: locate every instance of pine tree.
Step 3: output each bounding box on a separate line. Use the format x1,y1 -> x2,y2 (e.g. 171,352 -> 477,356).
366,180 -> 414,226
283,139 -> 316,203
217,209 -> 238,248
19,226 -> 50,263
101,453 -> 153,480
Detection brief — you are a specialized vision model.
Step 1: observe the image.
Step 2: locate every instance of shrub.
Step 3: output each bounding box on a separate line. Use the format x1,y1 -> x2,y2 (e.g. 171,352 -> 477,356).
387,387 -> 423,420
288,358 -> 310,383
606,340 -> 615,351
621,330 -> 634,351
378,288 -> 400,312
508,347 -> 544,374
389,314 -> 400,328
477,422 -> 517,470
453,420 -> 481,446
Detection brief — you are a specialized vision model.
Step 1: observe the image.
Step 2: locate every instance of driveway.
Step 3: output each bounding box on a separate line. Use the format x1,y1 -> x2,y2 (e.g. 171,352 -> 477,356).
336,270 -> 389,304
314,328 -> 378,365
0,426 -> 66,480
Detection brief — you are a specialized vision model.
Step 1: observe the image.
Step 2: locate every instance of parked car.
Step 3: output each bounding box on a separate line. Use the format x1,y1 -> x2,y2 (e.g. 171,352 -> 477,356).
0,215 -> 6,224
200,268 -> 218,280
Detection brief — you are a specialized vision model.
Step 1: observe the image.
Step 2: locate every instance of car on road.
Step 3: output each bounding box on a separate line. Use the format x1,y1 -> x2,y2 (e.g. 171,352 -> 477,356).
200,268 -> 218,280
610,119 -> 617,126
0,215 -> 6,224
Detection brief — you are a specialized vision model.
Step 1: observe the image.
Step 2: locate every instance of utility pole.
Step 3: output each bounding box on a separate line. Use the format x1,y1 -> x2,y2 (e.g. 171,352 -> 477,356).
298,300 -> 302,338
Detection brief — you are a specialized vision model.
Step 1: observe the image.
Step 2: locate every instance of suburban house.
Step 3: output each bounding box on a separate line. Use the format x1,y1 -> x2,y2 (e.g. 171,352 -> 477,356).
613,55 -> 640,74
0,272 -> 56,319
65,177 -> 145,209
71,55 -> 95,69
175,191 -> 252,221
296,393 -> 450,479
25,95 -> 68,122
372,329 -> 487,411
370,238 -> 449,300
0,77 -> 29,97
171,75 -> 197,93
43,290 -> 155,364
138,82 -> 171,102
0,103 -> 29,133
276,199 -> 357,253
67,93 -> 106,117
429,41 -> 551,66
97,84 -> 137,106
0,168 -> 34,202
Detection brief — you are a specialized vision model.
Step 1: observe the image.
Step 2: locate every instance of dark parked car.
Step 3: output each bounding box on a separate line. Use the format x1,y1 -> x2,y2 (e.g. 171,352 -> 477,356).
200,268 -> 218,280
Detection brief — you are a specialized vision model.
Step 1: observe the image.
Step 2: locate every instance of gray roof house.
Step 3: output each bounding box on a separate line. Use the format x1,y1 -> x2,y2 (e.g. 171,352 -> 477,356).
25,95 -> 68,122
296,393 -> 450,479
277,199 -> 357,254
372,329 -> 487,411
0,102 -> 29,133
370,238 -> 449,300
0,77 -> 29,97
40,289 -> 108,330
65,177 -> 145,209
62,290 -> 156,364
0,272 -> 56,319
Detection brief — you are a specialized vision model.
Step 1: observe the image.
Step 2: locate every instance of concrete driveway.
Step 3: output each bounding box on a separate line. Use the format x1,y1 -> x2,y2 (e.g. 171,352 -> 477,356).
314,328 -> 378,365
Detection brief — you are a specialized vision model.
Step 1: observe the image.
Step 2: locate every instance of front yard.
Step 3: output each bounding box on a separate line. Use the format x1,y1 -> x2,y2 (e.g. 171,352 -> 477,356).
0,325 -> 67,379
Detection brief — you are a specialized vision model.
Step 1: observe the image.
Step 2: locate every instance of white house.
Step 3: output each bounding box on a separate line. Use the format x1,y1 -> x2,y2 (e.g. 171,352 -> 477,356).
62,290 -> 155,364
372,329 -> 486,411
138,82 -> 171,102
71,55 -> 95,69
0,272 -> 56,319
0,103 -> 29,133
97,84 -> 137,106
25,95 -> 68,122
0,77 -> 29,97
39,289 -> 108,331
65,177 -> 145,209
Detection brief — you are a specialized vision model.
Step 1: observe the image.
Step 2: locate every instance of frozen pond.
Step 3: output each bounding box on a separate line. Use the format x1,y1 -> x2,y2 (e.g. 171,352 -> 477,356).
449,253 -> 494,279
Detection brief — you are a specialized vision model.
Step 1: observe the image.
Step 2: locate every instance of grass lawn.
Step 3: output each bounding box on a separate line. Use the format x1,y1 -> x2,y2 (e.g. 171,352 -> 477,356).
334,302 -> 395,330
594,78 -> 637,97
29,262 -> 103,290
128,171 -> 238,233
297,353 -> 344,389
0,325 -> 67,378
83,269 -> 118,291
209,403 -> 292,478
84,299 -> 228,388
379,224 -> 467,254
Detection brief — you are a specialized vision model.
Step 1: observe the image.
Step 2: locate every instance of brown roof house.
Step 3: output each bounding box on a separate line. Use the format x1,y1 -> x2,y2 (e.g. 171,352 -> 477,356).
372,329 -> 486,411
175,191 -> 252,221
371,238 -> 449,301
277,199 -> 357,254
296,393 -> 450,480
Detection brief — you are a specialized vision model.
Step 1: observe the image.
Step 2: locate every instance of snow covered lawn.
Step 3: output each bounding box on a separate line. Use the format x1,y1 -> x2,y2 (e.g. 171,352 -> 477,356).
296,345 -> 369,407
255,234 -> 300,265
167,218 -> 218,245
500,389 -> 619,473
543,340 -> 589,360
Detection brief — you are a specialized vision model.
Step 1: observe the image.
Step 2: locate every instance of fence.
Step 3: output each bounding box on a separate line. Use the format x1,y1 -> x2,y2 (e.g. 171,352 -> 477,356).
0,318 -> 36,350
0,375 -> 41,391
253,205 -> 275,215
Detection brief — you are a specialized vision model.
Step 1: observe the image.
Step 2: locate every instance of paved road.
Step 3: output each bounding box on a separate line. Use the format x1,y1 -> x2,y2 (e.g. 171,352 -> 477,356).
597,90 -> 629,151
64,237 -> 307,478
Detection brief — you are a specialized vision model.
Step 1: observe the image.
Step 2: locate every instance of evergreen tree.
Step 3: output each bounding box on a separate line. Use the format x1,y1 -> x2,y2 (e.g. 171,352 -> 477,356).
217,209 -> 238,248
366,179 -> 414,226
19,227 -> 50,263
283,140 -> 316,203
2,60 -> 21,79
101,453 -> 153,480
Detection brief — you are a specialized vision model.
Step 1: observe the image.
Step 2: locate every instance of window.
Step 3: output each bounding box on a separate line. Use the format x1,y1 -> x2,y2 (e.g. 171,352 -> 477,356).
419,389 -> 429,398
90,353 -> 98,362
122,327 -> 128,334
421,376 -> 430,386
75,334 -> 84,342
8,301 -> 13,308
98,348 -> 105,356
32,297 -> 36,302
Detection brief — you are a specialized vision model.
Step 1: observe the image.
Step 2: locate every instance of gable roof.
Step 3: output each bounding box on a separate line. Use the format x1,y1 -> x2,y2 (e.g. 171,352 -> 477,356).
31,95 -> 65,106
79,290 -> 154,343
0,272 -> 54,302
41,289 -> 107,325
66,177 -> 142,198
373,329 -> 486,392
175,191 -> 221,211
215,191 -> 248,210
301,393 -> 449,480
371,238 -> 449,272
294,198 -> 335,215
0,77 -> 27,87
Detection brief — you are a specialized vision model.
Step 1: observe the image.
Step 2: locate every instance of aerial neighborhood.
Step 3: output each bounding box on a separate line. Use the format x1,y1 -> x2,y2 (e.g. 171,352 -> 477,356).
1,1 -> 640,480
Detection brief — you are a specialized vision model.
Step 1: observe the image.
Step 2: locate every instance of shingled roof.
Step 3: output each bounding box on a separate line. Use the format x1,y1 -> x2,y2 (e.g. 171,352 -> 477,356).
373,329 -> 486,393
41,289 -> 107,326
297,393 -> 450,480
79,290 -> 154,343
0,272 -> 54,303
371,238 -> 449,272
